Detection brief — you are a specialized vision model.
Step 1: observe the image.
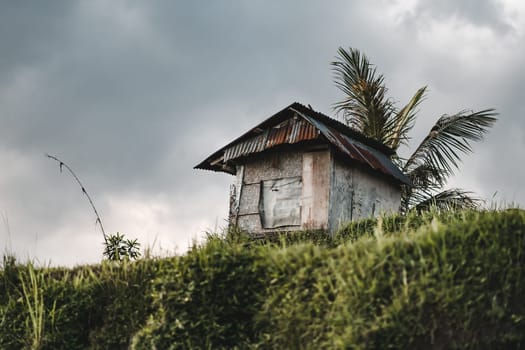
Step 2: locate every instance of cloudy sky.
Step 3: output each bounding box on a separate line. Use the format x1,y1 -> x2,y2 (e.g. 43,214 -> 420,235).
1,0 -> 524,266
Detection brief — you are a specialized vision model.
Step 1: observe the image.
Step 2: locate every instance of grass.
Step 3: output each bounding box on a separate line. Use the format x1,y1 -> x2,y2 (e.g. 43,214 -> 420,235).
19,262 -> 49,350
1,208 -> 525,349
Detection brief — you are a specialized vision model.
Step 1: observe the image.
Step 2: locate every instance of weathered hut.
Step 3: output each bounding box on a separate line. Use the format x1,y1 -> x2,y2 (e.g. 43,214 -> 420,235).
195,102 -> 410,235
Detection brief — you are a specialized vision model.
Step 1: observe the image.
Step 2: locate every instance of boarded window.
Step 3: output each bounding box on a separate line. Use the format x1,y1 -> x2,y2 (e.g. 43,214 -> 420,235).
259,177 -> 302,228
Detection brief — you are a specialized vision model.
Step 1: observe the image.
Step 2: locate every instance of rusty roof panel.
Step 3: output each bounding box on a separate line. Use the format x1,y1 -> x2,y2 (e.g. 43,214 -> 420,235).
196,102 -> 410,185
223,118 -> 321,163
353,144 -> 386,173
289,120 -> 300,142
267,126 -> 284,147
224,131 -> 263,162
294,109 -> 410,185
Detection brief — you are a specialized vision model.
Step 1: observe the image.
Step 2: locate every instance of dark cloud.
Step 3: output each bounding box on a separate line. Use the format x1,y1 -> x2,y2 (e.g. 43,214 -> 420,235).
0,0 -> 523,265
0,2 -> 77,76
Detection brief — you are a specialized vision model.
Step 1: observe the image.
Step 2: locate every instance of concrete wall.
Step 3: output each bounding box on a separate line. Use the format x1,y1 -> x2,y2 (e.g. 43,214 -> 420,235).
233,148 -> 401,235
328,155 -> 401,233
236,150 -> 303,233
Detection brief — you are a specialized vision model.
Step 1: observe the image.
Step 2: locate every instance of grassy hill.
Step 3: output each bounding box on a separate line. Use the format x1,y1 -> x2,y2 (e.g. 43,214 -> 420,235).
1,209 -> 525,349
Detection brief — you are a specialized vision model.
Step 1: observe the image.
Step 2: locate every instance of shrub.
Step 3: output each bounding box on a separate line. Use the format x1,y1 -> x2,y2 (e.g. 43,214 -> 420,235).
131,237 -> 271,349
257,209 -> 525,349
2,209 -> 525,349
0,258 -> 158,349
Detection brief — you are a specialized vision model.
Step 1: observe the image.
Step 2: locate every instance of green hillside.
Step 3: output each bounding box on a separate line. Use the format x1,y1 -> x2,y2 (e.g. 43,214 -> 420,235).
1,209 -> 524,349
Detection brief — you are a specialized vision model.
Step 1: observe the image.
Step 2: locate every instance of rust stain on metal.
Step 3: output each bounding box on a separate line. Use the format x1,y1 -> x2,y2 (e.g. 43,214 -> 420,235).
296,109 -> 409,184
195,102 -> 410,185
224,118 -> 320,162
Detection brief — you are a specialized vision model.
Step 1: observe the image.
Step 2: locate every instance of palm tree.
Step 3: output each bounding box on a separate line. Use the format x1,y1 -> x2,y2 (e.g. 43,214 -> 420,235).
331,47 -> 497,212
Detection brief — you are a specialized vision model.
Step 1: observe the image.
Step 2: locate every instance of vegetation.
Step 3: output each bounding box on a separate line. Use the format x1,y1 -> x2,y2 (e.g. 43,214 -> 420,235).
47,154 -> 141,261
331,48 -> 498,212
2,209 -> 525,349
103,232 -> 141,261
0,256 -> 158,349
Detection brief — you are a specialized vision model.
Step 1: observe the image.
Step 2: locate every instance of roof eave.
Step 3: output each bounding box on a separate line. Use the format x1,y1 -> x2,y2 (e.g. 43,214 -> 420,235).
194,102 -> 409,184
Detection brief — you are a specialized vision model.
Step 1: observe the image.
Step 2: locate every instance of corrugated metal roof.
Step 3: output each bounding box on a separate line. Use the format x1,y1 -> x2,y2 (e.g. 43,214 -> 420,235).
195,102 -> 411,185
293,108 -> 410,185
223,117 -> 319,162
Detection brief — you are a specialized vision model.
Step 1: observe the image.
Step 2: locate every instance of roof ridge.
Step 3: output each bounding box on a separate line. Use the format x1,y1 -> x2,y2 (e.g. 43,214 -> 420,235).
289,102 -> 395,155
194,101 -> 410,185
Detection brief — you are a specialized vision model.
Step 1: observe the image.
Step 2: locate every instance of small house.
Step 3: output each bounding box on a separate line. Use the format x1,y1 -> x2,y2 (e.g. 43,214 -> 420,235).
195,102 -> 410,235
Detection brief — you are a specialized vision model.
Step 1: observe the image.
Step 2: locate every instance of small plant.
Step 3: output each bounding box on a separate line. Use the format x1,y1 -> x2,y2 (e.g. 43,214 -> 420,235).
103,232 -> 141,261
20,263 -> 46,350
47,154 -> 142,260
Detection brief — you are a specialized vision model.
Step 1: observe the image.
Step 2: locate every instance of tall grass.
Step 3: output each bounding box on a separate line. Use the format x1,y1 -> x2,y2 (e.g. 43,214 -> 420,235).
0,256 -> 159,349
257,209 -> 525,349
20,263 -> 49,350
2,208 -> 525,349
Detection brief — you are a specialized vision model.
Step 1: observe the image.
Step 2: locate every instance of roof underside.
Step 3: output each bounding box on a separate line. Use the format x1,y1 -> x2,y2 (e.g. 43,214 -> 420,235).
195,102 -> 411,185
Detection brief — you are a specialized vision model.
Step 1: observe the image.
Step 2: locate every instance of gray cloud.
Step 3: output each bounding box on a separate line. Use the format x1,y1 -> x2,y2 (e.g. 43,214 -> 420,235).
399,0 -> 514,34
0,0 -> 523,265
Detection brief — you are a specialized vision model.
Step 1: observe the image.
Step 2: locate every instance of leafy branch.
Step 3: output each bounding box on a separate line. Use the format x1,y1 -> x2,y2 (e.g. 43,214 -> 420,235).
103,232 -> 141,261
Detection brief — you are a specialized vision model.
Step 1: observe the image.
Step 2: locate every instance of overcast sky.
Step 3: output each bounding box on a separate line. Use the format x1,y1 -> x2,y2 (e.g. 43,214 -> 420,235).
1,0 -> 524,266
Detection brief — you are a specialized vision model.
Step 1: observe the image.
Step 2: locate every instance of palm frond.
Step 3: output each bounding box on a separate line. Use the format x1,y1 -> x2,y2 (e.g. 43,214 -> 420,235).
411,188 -> 479,212
330,47 -> 497,214
384,86 -> 427,150
405,163 -> 445,190
403,109 -> 498,187
331,47 -> 395,142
